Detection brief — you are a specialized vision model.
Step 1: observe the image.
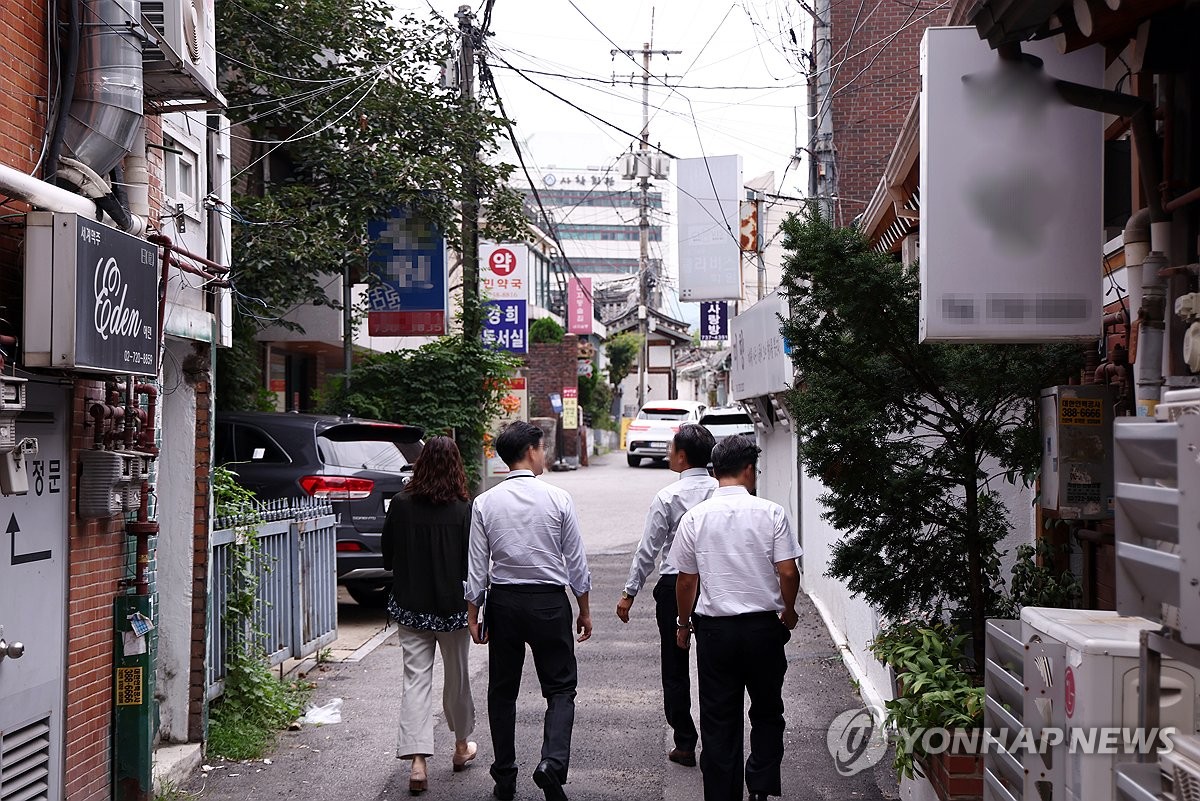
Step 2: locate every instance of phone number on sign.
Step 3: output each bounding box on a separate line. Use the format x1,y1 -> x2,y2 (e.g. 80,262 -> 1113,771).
124,350 -> 154,366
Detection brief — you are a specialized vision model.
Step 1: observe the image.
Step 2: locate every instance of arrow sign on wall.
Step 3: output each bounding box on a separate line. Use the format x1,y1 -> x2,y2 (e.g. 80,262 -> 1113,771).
9,514 -> 51,565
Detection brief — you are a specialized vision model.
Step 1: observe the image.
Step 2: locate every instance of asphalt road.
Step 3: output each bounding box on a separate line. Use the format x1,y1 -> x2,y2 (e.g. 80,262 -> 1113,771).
186,453 -> 898,800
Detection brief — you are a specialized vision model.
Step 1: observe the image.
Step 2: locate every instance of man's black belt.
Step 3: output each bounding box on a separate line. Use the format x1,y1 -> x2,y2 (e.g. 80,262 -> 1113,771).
491,583 -> 566,594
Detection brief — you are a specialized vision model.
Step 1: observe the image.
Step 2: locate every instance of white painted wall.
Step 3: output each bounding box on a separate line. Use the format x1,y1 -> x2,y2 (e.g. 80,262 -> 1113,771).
800,468 -> 893,708
154,339 -> 198,743
756,424 -> 798,534
799,459 -> 1037,711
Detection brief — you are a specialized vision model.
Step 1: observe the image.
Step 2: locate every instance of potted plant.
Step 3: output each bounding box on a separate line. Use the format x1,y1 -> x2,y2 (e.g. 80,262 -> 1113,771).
870,623 -> 985,801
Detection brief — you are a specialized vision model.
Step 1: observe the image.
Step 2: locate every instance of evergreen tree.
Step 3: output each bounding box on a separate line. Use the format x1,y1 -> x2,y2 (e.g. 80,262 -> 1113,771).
778,207 -> 1081,661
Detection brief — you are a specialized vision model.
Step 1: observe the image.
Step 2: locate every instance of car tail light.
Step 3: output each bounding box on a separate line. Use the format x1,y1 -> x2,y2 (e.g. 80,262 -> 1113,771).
336,541 -> 366,552
299,475 -> 374,500
671,426 -> 681,433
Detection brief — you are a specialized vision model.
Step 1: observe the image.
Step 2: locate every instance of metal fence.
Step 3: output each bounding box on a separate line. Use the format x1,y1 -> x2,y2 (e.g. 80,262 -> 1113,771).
207,498 -> 338,700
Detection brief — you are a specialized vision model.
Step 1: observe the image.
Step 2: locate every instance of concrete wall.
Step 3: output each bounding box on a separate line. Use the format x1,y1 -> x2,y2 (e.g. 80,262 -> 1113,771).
154,340 -> 198,743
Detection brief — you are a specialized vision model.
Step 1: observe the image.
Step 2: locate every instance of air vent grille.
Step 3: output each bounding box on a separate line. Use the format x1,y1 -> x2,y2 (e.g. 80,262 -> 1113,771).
0,717 -> 51,801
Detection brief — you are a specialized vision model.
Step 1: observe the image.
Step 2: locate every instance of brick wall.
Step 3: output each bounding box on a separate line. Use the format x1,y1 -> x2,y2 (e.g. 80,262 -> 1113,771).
525,335 -> 580,459
0,0 -> 47,309
828,1 -> 949,227
66,380 -> 130,801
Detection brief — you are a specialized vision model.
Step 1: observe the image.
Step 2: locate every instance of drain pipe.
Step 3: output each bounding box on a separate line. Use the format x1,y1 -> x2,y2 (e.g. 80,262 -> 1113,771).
1124,209 -> 1151,321
1136,252 -> 1169,417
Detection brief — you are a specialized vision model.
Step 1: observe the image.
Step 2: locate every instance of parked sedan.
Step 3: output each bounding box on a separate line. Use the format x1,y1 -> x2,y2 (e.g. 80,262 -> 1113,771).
214,412 -> 424,607
626,400 -> 706,467
699,405 -> 757,444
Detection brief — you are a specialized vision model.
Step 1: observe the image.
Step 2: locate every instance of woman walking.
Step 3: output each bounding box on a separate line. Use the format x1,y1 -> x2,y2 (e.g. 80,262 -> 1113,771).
381,436 -> 478,795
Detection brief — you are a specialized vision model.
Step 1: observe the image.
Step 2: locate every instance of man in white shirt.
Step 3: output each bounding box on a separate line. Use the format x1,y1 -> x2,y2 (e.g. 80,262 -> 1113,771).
466,421 -> 592,801
673,434 -> 802,801
615,423 -> 717,767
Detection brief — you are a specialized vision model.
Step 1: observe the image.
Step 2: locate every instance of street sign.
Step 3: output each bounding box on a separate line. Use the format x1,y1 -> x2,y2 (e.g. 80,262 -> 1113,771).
700,300 -> 728,341
480,242 -> 528,301
562,387 -> 579,430
482,300 -> 527,354
567,277 -> 593,335
485,377 -> 528,478
366,210 -> 448,336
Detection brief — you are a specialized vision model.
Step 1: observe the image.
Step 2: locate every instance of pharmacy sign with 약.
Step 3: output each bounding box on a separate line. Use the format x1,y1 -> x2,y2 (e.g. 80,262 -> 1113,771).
480,242 -> 529,301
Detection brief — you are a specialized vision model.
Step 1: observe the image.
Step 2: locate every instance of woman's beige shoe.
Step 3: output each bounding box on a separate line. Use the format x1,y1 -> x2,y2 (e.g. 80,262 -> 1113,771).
452,741 -> 478,772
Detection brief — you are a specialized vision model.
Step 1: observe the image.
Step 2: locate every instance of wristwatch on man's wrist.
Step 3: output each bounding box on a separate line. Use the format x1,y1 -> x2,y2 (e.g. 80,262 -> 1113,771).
676,617 -> 692,631
621,590 -> 635,601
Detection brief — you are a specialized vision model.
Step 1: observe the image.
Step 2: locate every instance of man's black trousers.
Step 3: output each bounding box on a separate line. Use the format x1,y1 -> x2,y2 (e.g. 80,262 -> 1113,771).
694,611 -> 789,801
486,584 -> 577,786
652,574 -> 698,751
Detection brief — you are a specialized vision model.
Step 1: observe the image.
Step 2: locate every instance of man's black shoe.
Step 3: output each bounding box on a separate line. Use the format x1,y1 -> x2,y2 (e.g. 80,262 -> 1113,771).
532,760 -> 568,801
492,782 -> 515,801
668,748 -> 697,767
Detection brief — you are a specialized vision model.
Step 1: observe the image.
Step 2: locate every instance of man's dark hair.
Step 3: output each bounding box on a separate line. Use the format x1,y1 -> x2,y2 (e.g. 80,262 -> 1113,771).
495,420 -> 543,467
710,434 -> 760,478
673,423 -> 715,470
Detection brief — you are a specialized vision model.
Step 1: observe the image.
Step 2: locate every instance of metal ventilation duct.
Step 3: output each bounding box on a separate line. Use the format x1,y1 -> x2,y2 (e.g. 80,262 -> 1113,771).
62,0 -> 144,178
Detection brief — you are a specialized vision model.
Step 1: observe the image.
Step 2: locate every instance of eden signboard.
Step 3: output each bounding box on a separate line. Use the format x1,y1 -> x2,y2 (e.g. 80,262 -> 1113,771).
24,213 -> 160,376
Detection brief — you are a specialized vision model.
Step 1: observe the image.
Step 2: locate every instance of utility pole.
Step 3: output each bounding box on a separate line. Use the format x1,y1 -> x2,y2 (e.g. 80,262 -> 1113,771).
615,40 -> 679,410
809,0 -> 835,223
457,5 -> 481,341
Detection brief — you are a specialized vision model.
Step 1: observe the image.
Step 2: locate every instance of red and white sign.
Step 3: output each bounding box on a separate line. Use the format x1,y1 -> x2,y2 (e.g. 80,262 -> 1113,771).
480,242 -> 529,301
485,377 -> 529,478
567,277 -> 593,335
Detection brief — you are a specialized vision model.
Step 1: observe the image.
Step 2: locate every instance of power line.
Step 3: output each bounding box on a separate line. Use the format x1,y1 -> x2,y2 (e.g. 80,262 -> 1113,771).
488,52 -> 679,159
480,65 -> 589,309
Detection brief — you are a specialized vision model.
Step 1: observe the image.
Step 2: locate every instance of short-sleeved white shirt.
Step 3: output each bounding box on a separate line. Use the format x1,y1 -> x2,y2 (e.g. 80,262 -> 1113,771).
671,485 -> 803,617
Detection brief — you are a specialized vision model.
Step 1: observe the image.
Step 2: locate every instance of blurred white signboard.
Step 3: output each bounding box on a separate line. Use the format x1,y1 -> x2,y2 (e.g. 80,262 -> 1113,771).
730,291 -> 791,400
919,27 -> 1104,342
677,155 -> 743,301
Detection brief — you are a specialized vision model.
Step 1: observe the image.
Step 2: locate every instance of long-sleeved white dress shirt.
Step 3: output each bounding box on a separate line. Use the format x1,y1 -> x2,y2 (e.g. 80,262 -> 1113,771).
623,467 -> 718,596
465,470 -> 592,605
672,486 -> 802,617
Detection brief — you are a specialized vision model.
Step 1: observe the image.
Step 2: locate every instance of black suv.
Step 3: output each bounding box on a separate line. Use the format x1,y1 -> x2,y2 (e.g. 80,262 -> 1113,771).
214,412 -> 424,606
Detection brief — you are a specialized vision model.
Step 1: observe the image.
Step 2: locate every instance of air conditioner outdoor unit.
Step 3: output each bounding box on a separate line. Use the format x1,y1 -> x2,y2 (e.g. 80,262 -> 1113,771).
142,0 -> 221,109
1018,608 -> 1200,801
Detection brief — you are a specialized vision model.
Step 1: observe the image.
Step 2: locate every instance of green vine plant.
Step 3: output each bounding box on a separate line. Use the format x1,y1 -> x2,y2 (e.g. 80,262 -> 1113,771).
869,622 -> 984,780
207,467 -> 310,760
995,539 -> 1083,617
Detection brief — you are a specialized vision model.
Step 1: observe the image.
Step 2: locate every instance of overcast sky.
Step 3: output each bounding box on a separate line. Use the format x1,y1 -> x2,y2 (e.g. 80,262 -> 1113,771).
397,0 -> 812,196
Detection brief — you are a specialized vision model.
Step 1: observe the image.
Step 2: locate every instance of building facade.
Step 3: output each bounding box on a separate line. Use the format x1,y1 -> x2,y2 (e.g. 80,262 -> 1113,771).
0,0 -> 226,798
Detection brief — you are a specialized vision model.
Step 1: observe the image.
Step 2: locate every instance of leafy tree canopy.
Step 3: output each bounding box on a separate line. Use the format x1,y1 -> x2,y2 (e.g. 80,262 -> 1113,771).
321,335 -> 520,483
778,208 -> 1082,659
529,317 -> 565,344
604,332 -> 641,388
215,0 -> 526,409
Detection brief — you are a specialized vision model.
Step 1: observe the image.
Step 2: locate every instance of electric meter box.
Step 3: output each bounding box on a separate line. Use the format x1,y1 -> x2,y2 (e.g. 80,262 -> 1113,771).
1021,607 -> 1200,801
1040,384 -> 1114,519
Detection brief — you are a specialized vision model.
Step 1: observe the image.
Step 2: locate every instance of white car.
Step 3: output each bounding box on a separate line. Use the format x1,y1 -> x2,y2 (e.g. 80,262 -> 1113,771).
698,405 -> 757,444
626,400 -> 706,467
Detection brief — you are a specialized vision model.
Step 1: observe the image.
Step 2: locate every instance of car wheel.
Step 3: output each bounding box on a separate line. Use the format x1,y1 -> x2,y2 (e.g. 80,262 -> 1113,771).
627,454 -> 640,467
345,582 -> 391,608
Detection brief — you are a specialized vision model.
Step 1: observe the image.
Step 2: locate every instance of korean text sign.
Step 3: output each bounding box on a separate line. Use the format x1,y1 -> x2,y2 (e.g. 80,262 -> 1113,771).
483,300 -> 527,354
568,277 -> 593,335
700,301 -> 728,341
480,242 -> 529,301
